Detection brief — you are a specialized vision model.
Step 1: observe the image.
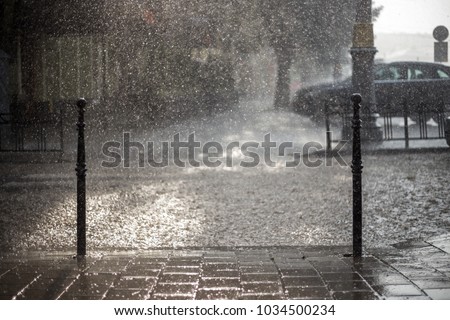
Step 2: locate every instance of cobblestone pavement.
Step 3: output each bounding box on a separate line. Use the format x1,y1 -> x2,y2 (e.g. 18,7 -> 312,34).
1,234 -> 449,300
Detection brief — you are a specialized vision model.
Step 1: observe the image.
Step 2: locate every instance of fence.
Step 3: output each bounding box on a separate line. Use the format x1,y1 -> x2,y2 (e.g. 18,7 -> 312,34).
0,101 -> 65,152
326,100 -> 450,149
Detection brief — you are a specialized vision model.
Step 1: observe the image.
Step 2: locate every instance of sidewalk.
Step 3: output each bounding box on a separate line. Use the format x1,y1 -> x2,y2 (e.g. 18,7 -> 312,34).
1,234 -> 449,300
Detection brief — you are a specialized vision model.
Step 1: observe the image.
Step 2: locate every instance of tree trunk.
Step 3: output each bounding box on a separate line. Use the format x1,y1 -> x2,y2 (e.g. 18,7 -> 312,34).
273,47 -> 292,109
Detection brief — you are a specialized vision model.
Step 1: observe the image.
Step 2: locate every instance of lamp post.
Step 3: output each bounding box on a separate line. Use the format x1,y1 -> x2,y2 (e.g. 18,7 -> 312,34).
350,0 -> 382,142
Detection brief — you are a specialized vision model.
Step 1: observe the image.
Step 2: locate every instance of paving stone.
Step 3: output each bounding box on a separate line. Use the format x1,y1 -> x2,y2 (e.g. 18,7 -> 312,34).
39,269 -> 81,279
196,289 -> 241,299
202,270 -> 240,278
0,272 -> 39,284
59,294 -> 104,300
170,251 -> 203,258
285,286 -> 331,299
239,261 -> 274,266
57,261 -> 92,272
412,278 -> 450,289
202,263 -> 238,271
283,276 -> 325,288
0,269 -> 12,277
385,296 -> 431,300
135,252 -> 170,259
204,251 -> 236,256
152,293 -> 194,300
321,272 -> 363,282
63,283 -> 111,297
127,262 -> 165,270
423,288 -> 450,300
63,274 -> 116,296
92,260 -> 130,266
280,269 -> 320,277
326,281 -> 372,292
158,274 -> 199,284
153,284 -> 197,295
241,274 -> 280,283
236,250 -> 269,256
199,278 -> 240,288
15,288 -> 63,300
122,269 -> 161,277
101,255 -> 134,260
240,266 -> 278,274
0,283 -> 27,299
166,261 -> 201,268
103,289 -> 149,300
0,263 -> 20,270
203,259 -> 237,265
134,257 -> 168,263
332,291 -> 380,300
357,268 -> 402,277
272,254 -> 304,260
392,265 -> 436,273
308,257 -> 345,264
2,237 -> 450,300
115,277 -> 157,289
241,282 -> 282,294
86,267 -> 125,274
363,273 -> 411,286
373,284 -> 424,297
26,276 -> 74,291
315,266 -> 355,273
169,254 -> 202,259
351,257 -> 382,265
204,254 -> 236,260
276,262 -> 311,268
240,293 -> 284,300
163,267 -> 200,274
88,261 -> 129,273
238,258 -> 272,264
13,266 -> 50,274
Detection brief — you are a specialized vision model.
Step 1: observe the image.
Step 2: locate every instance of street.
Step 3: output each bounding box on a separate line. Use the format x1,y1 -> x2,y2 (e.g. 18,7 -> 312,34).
1,99 -> 449,251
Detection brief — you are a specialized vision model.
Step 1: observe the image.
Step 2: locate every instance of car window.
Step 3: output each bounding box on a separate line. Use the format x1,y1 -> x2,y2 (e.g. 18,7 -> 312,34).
375,66 -> 402,81
437,69 -> 450,79
408,67 -> 426,80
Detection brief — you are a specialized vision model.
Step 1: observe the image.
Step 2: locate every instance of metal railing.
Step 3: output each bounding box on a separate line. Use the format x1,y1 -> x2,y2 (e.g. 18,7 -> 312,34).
326,100 -> 449,150
0,101 -> 65,152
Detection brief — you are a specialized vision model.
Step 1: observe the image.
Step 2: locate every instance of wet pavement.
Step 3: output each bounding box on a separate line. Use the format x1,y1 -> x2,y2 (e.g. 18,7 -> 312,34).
1,234 -> 449,300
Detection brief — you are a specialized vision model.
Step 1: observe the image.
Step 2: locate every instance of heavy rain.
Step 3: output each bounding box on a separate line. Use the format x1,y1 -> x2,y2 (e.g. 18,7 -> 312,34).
0,0 -> 450,304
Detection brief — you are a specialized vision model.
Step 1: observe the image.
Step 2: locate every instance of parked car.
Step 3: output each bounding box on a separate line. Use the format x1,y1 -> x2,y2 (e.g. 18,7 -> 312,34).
292,61 -> 450,120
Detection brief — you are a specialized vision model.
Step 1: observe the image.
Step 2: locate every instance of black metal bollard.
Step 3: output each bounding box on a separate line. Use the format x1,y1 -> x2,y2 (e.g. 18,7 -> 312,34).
325,103 -> 332,155
403,100 -> 410,149
351,94 -> 363,257
76,98 -> 87,256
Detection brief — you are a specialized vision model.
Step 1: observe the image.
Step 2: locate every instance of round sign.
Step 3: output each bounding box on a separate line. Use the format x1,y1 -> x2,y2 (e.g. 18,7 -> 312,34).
433,26 -> 449,42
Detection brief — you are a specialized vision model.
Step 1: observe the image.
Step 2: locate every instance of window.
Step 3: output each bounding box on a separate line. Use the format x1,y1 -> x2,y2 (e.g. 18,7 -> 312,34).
408,67 -> 426,80
375,66 -> 402,81
437,69 -> 450,79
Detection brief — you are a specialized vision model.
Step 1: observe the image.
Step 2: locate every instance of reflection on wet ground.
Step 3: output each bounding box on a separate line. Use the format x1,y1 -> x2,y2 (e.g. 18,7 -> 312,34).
1,234 -> 449,300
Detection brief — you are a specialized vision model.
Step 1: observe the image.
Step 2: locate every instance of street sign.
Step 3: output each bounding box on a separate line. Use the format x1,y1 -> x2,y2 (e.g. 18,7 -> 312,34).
435,43 -> 448,62
433,26 -> 449,63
